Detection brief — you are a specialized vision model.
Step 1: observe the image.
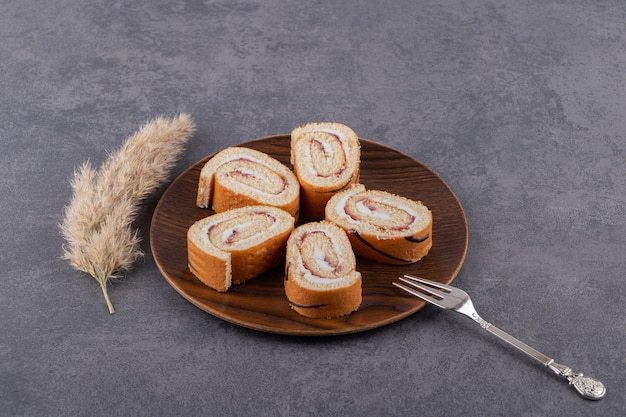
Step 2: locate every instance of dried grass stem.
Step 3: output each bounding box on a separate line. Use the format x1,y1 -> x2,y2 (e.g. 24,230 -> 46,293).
60,114 -> 195,313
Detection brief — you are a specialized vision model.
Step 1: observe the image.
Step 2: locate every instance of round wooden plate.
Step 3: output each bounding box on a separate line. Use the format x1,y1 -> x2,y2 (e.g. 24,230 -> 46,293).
150,135 -> 468,336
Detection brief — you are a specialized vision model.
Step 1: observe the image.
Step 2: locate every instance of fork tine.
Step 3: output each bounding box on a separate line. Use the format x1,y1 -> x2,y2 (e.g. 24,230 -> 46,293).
402,274 -> 454,293
392,278 -> 449,309
397,274 -> 471,312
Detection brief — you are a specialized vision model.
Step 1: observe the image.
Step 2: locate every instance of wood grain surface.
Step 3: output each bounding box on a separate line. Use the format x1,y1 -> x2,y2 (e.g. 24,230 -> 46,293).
150,135 -> 468,336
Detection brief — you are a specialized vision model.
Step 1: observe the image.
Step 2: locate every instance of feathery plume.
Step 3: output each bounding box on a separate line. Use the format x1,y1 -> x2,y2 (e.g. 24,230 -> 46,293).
60,114 -> 195,313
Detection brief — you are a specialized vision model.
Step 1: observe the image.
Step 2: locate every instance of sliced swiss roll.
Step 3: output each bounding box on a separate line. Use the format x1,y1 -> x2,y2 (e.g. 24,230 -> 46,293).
325,184 -> 432,265
284,221 -> 362,319
290,122 -> 360,219
187,205 -> 295,292
196,147 -> 300,218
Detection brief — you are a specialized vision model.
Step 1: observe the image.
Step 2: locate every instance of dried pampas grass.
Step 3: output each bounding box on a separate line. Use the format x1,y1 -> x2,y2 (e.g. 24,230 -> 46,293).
60,114 -> 195,314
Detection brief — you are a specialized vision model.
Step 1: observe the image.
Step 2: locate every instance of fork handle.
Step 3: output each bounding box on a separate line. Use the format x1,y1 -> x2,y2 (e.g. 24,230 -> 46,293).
471,316 -> 606,400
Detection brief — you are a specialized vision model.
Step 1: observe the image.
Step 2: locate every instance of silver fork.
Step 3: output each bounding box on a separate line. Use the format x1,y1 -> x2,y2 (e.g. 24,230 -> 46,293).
393,274 -> 606,400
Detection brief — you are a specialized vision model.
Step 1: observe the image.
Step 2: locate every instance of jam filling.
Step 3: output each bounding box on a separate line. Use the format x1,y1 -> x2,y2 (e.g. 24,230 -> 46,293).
207,211 -> 276,248
309,134 -> 347,178
222,158 -> 287,195
344,196 -> 415,231
299,231 -> 345,279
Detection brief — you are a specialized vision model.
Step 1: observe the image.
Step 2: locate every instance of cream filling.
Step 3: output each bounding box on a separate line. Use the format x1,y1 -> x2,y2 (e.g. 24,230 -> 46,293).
298,233 -> 352,285
201,215 -> 279,249
337,195 -> 421,228
356,199 -> 390,220
312,247 -> 336,274
335,192 -> 359,224
301,129 -> 349,177
221,157 -> 289,196
220,221 -> 251,243
235,155 -> 265,165
311,233 -> 344,274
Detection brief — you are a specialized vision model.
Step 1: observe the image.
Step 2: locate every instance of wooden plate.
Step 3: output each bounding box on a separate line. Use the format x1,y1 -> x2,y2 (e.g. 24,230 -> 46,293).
150,135 -> 468,336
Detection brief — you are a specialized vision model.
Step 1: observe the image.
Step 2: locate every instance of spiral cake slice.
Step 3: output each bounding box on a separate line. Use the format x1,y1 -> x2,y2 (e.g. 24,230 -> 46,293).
290,122 -> 360,219
187,205 -> 295,292
196,147 -> 300,218
284,221 -> 362,318
325,184 -> 432,265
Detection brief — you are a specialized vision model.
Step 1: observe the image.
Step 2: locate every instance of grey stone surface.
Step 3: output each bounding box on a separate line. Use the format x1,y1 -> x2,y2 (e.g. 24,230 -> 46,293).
1,0 -> 624,416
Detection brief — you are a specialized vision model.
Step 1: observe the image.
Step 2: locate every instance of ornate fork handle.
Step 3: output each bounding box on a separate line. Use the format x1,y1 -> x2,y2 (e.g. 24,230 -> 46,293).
469,312 -> 606,400
395,275 -> 606,400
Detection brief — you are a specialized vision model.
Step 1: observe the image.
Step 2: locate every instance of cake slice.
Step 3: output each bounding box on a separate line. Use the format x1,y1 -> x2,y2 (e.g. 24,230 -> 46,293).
325,184 -> 432,264
187,205 -> 295,292
196,146 -> 300,219
284,220 -> 362,318
290,122 -> 360,219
